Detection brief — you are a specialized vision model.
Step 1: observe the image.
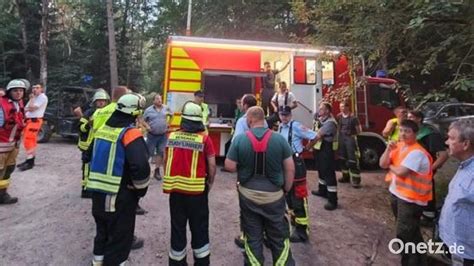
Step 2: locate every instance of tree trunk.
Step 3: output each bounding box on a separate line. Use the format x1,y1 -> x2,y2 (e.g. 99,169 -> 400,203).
106,0 -> 119,89
14,0 -> 30,76
39,0 -> 49,90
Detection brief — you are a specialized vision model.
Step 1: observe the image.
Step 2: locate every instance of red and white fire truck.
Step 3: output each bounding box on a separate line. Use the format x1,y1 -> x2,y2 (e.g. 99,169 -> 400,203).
162,36 -> 404,169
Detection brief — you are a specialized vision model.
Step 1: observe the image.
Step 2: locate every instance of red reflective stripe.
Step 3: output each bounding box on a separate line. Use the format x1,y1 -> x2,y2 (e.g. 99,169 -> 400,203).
245,129 -> 272,152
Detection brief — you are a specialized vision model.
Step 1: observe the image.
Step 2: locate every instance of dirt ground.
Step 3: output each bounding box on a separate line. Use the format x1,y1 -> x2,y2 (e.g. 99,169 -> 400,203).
0,136 -> 457,266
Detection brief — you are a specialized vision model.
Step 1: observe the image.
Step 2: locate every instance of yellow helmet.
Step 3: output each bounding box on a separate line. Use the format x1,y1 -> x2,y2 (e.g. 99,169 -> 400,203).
181,101 -> 203,122
116,93 -> 146,116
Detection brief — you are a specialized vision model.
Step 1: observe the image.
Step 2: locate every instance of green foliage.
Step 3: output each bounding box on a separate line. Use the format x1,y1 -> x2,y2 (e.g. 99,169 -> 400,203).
292,0 -> 473,103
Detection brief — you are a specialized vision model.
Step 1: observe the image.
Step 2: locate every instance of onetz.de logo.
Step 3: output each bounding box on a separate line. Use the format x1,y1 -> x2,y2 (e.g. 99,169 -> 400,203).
388,238 -> 465,255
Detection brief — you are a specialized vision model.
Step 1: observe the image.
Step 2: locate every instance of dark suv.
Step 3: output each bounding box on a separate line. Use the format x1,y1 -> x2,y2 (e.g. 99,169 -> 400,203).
421,102 -> 474,138
39,86 -> 95,143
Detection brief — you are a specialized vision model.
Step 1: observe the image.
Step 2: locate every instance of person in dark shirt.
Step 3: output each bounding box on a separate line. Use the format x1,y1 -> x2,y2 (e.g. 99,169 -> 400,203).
261,60 -> 290,116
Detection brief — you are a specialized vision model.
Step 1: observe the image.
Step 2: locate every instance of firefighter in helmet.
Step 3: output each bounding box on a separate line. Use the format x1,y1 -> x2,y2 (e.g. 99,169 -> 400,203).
77,89 -> 110,198
0,79 -> 27,205
163,101 -> 216,265
86,93 -> 150,265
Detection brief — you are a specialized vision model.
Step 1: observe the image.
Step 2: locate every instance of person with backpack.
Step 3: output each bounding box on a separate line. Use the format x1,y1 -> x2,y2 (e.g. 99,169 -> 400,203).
225,106 -> 295,265
277,106 -> 318,243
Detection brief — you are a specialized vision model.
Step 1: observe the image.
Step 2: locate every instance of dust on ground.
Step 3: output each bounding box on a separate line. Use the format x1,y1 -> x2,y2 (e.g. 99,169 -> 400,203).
0,136 -> 458,265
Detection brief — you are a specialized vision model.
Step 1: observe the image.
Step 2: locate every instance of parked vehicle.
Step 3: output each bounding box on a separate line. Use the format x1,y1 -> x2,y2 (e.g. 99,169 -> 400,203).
38,86 -> 95,143
162,36 -> 406,169
421,101 -> 474,138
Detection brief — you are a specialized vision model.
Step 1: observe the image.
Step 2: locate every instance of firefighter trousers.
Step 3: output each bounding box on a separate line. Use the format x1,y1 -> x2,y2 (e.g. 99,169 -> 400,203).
169,192 -> 210,266
0,148 -> 19,190
92,189 -> 138,265
338,135 -> 361,185
390,195 -> 427,266
239,191 -> 295,266
315,141 -> 337,204
286,156 -> 309,232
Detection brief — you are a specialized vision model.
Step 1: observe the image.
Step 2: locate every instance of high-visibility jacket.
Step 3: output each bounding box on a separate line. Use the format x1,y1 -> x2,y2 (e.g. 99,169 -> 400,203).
163,131 -> 208,194
86,125 -> 131,194
313,116 -> 338,151
0,97 -> 25,153
385,142 -> 433,205
92,102 -> 117,133
77,108 -> 96,151
388,118 -> 399,141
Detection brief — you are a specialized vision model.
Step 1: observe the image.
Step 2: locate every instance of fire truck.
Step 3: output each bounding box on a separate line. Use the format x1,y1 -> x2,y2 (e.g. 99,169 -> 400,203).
162,36 -> 404,169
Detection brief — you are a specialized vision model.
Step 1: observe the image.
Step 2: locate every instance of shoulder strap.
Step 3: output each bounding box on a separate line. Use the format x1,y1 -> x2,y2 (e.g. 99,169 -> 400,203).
284,92 -> 288,106
246,129 -> 272,152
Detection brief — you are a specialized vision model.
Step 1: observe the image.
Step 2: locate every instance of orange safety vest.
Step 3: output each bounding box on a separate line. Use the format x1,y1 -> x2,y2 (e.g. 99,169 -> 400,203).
163,131 -> 208,195
385,142 -> 433,204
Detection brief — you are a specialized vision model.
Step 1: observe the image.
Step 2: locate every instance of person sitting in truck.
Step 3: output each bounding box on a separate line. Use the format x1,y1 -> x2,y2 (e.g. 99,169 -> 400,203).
382,106 -> 407,141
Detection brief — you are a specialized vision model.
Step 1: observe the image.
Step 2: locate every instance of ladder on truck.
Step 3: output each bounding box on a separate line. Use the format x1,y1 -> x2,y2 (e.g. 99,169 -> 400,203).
352,56 -> 369,129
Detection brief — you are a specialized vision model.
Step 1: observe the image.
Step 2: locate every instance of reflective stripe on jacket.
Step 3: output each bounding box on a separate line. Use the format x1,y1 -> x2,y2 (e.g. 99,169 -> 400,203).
313,117 -> 338,151
385,142 -> 433,205
86,125 -> 129,194
163,131 -> 207,194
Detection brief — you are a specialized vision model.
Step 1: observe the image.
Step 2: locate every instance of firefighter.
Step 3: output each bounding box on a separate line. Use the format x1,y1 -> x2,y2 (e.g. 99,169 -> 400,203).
278,105 -> 317,242
17,83 -> 48,171
382,106 -> 407,142
194,90 -> 210,128
0,79 -> 26,205
336,101 -> 363,188
311,102 -> 339,210
225,106 -> 295,265
85,93 -> 150,266
163,101 -> 216,265
77,89 -> 110,198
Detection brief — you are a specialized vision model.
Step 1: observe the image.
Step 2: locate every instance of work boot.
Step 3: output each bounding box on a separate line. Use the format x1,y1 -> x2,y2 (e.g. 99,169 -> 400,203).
136,204 -> 147,215
325,192 -> 338,211
338,175 -> 350,183
153,168 -> 162,181
0,190 -> 18,205
351,182 -> 361,189
311,184 -> 328,198
290,226 -> 308,243
131,236 -> 144,250
18,158 -> 35,171
234,234 -> 244,249
16,160 -> 28,169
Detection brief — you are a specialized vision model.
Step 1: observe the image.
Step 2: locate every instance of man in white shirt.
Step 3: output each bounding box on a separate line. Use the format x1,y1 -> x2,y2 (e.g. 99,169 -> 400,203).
18,83 -> 48,171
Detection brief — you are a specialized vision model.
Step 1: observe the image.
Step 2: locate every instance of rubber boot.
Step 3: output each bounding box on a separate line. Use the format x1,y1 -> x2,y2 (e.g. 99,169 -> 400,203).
131,236 -> 144,250
289,225 -> 308,243
234,234 -> 244,249
338,171 -> 350,183
311,183 -> 328,198
18,157 -> 35,171
136,204 -> 147,215
194,255 -> 210,266
169,256 -> 187,266
324,192 -> 338,211
0,189 -> 18,205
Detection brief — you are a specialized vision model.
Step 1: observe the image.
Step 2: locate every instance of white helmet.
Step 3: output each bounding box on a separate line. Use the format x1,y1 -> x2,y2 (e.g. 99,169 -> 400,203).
92,89 -> 110,102
6,79 -> 28,91
18,79 -> 31,89
181,101 -> 203,122
116,93 -> 146,116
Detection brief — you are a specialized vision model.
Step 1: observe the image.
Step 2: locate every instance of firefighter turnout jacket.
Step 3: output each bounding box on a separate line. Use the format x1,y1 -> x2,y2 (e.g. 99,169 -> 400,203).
163,130 -> 215,194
